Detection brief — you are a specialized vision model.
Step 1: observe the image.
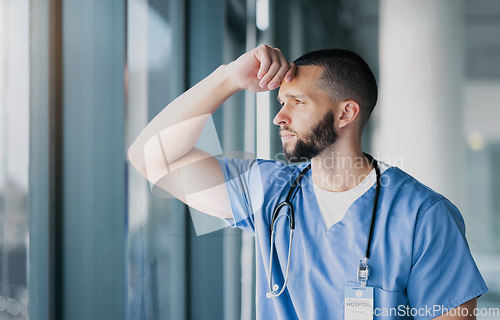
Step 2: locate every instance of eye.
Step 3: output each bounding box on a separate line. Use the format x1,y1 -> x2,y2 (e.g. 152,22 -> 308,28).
295,99 -> 304,105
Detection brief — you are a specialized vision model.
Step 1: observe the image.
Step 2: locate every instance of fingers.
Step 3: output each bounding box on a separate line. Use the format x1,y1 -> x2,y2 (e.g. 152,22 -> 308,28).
255,45 -> 295,90
256,46 -> 272,80
285,62 -> 296,83
268,53 -> 293,89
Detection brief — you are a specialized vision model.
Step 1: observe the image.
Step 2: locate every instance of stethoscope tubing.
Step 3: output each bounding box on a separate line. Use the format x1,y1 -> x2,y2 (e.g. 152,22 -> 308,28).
267,154 -> 381,298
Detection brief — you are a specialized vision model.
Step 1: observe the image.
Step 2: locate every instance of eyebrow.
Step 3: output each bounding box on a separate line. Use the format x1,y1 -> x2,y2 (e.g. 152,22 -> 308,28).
276,93 -> 310,102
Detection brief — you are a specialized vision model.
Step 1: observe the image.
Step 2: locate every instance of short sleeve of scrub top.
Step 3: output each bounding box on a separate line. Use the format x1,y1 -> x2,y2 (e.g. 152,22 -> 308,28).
406,198 -> 488,319
216,157 -> 289,234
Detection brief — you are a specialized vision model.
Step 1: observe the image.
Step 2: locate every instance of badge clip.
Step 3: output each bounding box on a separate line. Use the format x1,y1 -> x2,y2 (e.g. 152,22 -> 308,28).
357,258 -> 370,287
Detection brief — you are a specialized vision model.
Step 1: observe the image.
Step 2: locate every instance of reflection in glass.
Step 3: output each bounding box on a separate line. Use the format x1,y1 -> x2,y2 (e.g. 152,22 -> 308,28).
127,1 -> 187,319
0,0 -> 30,319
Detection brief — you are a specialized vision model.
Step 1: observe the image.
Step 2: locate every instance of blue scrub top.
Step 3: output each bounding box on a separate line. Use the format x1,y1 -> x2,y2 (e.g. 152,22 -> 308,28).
217,157 -> 488,320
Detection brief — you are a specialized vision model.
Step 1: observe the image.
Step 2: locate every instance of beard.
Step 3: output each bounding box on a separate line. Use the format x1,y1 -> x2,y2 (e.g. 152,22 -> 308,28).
282,110 -> 338,163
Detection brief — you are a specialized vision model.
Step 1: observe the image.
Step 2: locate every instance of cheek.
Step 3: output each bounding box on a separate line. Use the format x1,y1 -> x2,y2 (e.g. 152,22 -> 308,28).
300,115 -> 320,131
289,107 -> 320,134
292,122 -> 311,140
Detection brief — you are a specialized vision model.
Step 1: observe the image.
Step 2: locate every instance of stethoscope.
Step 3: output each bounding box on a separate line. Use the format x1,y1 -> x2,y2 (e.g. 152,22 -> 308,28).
266,154 -> 381,299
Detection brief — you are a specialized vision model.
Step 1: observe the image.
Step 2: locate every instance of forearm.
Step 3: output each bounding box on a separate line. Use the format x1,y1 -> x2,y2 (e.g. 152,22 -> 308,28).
128,64 -> 239,172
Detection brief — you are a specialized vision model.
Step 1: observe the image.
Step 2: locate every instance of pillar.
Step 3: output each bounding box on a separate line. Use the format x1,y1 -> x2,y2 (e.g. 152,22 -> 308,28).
375,0 -> 467,212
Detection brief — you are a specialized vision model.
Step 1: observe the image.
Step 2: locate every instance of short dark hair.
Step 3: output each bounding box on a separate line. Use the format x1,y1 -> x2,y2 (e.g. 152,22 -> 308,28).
293,49 -> 378,129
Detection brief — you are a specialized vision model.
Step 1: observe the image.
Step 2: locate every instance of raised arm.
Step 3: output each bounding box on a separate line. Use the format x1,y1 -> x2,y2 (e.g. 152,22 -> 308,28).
127,45 -> 295,219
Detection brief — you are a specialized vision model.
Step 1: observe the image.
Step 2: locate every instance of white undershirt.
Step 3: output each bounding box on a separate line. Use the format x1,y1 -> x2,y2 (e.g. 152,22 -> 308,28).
313,161 -> 390,230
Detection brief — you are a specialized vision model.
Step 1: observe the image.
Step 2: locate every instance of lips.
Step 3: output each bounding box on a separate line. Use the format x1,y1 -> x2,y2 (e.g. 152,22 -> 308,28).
280,132 -> 295,141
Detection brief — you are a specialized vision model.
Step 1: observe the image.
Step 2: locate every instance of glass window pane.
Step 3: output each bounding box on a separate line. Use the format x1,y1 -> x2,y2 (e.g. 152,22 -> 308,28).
126,1 -> 187,319
0,0 -> 30,318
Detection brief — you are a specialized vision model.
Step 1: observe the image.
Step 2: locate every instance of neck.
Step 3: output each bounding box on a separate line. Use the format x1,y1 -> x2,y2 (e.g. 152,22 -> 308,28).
311,142 -> 373,192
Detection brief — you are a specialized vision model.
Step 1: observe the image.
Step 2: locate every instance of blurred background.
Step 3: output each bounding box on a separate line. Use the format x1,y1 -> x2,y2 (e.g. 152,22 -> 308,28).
1,0 -> 499,319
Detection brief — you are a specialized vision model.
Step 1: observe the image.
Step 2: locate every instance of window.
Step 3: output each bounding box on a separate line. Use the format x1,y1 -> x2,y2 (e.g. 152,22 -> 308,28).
0,0 -> 30,318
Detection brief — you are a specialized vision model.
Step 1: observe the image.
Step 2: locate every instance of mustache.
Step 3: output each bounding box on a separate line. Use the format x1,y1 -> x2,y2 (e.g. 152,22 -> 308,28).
279,126 -> 297,135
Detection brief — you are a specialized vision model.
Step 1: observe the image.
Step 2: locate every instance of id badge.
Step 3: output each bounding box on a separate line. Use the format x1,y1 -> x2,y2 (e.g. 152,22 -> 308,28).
344,285 -> 374,320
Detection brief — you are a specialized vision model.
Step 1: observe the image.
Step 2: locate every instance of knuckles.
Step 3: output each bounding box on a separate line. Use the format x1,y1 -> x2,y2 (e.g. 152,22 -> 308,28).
257,44 -> 270,52
256,44 -> 283,56
253,44 -> 292,81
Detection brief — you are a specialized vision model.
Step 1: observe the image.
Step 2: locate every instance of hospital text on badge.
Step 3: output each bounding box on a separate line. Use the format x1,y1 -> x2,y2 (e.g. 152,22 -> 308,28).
344,286 -> 374,320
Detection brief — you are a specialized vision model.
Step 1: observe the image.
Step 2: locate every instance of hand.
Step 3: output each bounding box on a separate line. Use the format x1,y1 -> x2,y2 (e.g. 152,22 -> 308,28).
226,44 -> 296,93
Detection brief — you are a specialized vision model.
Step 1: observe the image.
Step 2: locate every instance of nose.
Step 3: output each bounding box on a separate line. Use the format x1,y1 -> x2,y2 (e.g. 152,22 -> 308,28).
273,105 -> 291,126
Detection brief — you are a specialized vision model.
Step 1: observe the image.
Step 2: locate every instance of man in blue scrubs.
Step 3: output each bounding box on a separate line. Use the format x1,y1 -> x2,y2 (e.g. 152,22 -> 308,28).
128,45 -> 488,319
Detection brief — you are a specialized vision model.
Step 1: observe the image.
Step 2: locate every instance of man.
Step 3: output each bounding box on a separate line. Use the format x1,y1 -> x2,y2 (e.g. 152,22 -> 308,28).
128,45 -> 487,319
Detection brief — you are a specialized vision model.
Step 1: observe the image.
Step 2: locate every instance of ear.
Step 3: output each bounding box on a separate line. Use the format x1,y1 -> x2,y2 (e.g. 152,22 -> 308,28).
338,100 -> 361,129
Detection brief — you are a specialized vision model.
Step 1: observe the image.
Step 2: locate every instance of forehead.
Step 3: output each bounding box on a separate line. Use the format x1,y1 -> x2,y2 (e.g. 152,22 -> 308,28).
278,65 -> 326,100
